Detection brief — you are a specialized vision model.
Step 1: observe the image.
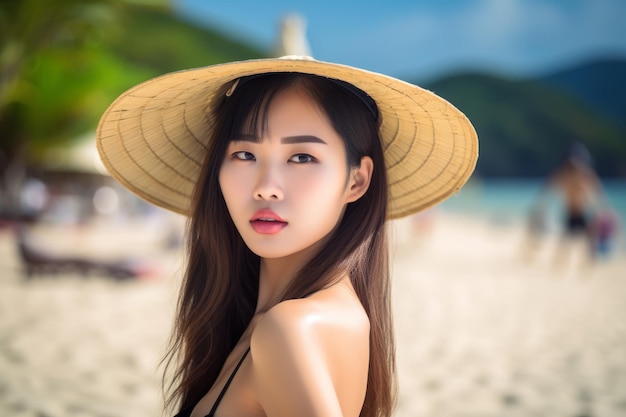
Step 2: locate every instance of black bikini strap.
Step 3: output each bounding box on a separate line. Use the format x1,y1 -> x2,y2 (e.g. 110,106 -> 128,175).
207,346 -> 251,417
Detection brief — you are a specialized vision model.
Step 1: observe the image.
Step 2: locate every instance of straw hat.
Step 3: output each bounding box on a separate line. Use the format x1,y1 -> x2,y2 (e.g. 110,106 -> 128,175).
96,56 -> 478,219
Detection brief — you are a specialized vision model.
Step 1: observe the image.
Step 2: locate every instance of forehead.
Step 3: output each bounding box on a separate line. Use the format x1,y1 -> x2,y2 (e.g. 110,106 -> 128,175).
268,86 -> 326,120
239,84 -> 337,140
268,87 -> 340,139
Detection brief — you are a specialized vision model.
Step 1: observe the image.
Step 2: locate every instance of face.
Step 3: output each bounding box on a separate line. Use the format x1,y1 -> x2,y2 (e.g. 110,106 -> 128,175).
219,86 -> 364,261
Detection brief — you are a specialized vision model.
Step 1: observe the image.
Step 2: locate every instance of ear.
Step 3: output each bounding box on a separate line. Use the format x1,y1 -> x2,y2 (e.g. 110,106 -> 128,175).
346,156 -> 374,203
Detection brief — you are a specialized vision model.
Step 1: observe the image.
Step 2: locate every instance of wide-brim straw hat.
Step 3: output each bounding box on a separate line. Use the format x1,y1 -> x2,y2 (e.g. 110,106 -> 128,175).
96,56 -> 478,219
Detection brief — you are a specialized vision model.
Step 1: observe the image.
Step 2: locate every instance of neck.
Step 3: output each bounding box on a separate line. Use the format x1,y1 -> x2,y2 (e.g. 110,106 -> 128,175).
254,233 -> 336,313
255,256 -> 302,313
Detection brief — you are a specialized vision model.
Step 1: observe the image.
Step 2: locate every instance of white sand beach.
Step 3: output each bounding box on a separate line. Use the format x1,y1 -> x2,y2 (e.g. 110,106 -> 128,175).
1,211 -> 625,417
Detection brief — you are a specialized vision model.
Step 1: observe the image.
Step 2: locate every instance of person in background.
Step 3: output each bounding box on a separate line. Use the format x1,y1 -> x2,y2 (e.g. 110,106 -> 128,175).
531,142 -> 615,267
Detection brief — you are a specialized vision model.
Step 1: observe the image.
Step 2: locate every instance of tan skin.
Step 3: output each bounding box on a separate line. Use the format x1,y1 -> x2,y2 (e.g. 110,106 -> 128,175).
190,86 -> 374,417
548,160 -> 604,217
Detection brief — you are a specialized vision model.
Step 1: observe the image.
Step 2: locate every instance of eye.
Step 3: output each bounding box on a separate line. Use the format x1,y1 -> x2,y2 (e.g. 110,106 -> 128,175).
233,151 -> 255,161
289,154 -> 316,163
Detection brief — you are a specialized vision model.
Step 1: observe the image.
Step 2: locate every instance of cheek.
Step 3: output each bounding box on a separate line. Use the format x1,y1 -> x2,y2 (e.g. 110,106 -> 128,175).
218,166 -> 244,210
288,166 -> 349,209
301,165 -> 348,192
218,170 -> 229,203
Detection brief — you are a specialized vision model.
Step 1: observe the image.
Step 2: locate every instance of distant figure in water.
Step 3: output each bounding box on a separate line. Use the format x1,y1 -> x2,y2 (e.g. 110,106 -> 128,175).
530,142 -> 616,268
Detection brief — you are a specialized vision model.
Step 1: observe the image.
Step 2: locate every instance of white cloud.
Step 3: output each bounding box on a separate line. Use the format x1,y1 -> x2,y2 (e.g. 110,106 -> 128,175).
466,0 -> 565,47
327,0 -> 626,77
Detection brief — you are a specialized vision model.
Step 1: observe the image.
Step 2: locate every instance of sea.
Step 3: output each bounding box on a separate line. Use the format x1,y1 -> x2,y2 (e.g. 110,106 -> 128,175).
439,178 -> 626,229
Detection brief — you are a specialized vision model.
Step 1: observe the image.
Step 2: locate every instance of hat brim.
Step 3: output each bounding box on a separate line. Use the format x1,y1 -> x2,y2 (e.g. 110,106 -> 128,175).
96,57 -> 478,219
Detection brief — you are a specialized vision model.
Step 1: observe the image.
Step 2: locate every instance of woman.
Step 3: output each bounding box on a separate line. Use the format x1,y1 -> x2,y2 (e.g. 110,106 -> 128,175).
96,57 -> 478,417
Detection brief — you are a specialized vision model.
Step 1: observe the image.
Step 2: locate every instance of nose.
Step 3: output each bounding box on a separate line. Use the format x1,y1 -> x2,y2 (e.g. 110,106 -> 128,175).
253,165 -> 284,201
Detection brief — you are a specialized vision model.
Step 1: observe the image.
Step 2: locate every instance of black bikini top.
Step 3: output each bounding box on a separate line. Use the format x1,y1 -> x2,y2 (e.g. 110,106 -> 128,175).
174,346 -> 251,417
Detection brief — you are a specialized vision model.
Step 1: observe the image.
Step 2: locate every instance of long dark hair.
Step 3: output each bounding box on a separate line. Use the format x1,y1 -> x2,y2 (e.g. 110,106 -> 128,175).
163,72 -> 395,417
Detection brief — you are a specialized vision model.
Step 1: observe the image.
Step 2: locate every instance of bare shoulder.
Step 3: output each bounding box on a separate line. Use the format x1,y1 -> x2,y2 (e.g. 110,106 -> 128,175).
254,282 -> 369,344
250,281 -> 370,416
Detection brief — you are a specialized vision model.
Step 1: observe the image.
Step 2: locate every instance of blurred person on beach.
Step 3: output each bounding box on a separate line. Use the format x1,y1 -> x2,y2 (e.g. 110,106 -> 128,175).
529,142 -> 617,267
96,55 -> 477,416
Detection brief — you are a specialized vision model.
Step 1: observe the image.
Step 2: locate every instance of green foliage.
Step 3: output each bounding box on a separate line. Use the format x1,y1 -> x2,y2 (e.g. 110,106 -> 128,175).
0,0 -> 266,167
0,0 -> 123,105
12,46 -> 154,159
0,0 -> 127,160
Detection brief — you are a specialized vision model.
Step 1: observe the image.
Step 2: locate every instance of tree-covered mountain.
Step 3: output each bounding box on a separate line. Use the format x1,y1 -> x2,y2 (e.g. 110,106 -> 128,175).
539,58 -> 626,129
422,59 -> 626,178
103,3 -> 267,76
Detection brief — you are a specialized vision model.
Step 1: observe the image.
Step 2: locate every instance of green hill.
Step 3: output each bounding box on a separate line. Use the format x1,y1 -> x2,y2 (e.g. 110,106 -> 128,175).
423,71 -> 626,178
92,3 -> 268,107
539,58 -> 626,129
103,3 -> 267,76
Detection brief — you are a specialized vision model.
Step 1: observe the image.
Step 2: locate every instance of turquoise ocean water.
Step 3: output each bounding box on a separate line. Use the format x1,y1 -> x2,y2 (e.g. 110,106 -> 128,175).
440,178 -> 626,227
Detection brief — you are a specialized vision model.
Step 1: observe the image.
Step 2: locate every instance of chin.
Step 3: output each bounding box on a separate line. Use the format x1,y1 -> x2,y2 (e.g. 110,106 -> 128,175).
245,240 -> 318,261
248,247 -> 298,259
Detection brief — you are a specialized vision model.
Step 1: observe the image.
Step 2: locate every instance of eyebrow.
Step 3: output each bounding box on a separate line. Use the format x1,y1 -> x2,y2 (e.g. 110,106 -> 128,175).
281,135 -> 327,145
231,134 -> 327,145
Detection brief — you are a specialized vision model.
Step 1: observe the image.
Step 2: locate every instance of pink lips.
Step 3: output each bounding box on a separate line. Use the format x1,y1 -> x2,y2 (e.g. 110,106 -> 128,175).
250,210 -> 288,234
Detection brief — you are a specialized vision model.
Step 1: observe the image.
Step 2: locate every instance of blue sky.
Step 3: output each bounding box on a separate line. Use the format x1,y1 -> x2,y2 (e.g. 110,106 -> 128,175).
174,0 -> 626,81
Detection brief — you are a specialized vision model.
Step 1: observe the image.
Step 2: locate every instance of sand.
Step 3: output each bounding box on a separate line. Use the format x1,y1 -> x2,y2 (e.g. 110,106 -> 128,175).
1,211 -> 625,417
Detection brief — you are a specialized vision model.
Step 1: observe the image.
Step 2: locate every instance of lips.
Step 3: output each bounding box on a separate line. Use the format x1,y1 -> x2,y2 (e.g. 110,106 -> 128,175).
250,210 -> 288,234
